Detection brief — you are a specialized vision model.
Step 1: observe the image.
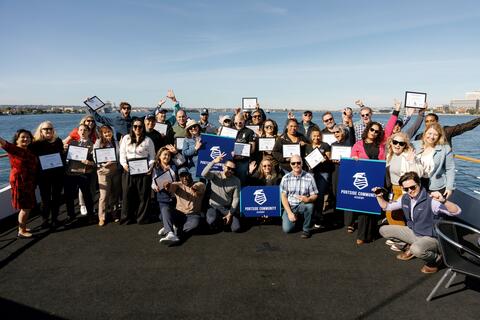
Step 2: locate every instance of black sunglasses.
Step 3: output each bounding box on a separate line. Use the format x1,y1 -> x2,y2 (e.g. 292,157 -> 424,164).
402,185 -> 417,192
290,161 -> 301,166
225,166 -> 235,171
323,118 -> 334,122
369,128 -> 380,134
133,125 -> 143,129
392,140 -> 406,147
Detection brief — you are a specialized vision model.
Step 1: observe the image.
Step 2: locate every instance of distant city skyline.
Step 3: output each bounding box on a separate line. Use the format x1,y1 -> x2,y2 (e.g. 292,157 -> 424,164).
1,0 -> 479,109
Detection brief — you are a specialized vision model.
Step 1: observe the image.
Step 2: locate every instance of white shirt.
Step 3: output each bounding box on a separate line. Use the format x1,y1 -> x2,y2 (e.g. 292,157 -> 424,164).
119,135 -> 156,168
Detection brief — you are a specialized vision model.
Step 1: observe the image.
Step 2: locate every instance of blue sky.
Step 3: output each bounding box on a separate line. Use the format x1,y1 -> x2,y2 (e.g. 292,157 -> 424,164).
1,0 -> 479,109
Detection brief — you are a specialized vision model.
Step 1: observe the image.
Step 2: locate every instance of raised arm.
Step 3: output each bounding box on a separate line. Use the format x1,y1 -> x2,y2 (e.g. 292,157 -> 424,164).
404,108 -> 425,139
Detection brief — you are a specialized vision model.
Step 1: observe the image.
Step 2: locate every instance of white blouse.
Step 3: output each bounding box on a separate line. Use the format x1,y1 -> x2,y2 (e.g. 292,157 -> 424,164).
119,135 -> 156,168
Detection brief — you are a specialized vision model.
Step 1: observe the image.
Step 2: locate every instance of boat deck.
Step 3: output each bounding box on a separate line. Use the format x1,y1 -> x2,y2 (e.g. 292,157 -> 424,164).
0,209 -> 479,320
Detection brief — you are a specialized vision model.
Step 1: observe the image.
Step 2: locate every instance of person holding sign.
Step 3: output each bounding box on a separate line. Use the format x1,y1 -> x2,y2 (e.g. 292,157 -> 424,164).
155,108 -> 175,145
182,119 -> 203,180
253,119 -> 279,172
30,121 -> 65,229
233,113 -> 255,185
119,119 -> 156,224
202,153 -> 241,232
64,124 -> 96,223
159,167 -> 206,245
93,125 -> 121,226
88,101 -> 133,141
0,131 -> 37,238
374,171 -> 461,274
305,128 -> 333,228
272,119 -> 308,173
152,146 -> 178,236
280,155 -> 319,239
63,115 -> 98,146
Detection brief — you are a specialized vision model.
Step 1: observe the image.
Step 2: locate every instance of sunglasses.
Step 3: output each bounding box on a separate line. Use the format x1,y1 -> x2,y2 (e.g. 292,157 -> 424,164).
133,125 -> 143,129
225,166 -> 236,171
290,161 -> 301,166
84,120 -> 94,123
304,113 -> 312,116
42,128 -> 53,131
361,113 -> 370,118
323,118 -> 334,122
392,140 -> 406,147
369,128 -> 380,134
252,115 -> 261,118
402,185 -> 418,192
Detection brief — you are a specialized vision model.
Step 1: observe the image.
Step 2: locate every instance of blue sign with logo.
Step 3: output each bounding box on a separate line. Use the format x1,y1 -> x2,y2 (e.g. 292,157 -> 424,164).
195,134 -> 235,177
336,158 -> 386,215
240,186 -> 281,217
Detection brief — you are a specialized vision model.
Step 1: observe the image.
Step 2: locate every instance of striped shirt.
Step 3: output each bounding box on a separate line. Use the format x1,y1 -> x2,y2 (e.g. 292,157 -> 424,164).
280,170 -> 318,207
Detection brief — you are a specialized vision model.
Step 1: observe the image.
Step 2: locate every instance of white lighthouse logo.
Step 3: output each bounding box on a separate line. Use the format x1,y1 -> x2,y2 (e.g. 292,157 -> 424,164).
353,172 -> 368,190
254,189 -> 267,205
210,146 -> 222,159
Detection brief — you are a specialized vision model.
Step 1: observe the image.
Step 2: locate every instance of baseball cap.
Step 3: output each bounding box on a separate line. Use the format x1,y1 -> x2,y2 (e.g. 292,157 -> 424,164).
178,167 -> 190,176
145,113 -> 155,120
201,108 -> 209,115
155,108 -> 167,115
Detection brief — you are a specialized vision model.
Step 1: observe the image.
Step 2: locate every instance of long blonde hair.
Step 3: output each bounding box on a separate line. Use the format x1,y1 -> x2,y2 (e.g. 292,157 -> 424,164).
386,132 -> 412,163
422,122 -> 446,146
33,121 -> 58,142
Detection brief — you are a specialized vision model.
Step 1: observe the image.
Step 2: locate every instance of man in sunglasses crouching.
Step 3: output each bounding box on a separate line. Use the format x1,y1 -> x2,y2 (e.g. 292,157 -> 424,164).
280,154 -> 319,239
202,153 -> 241,232
373,171 -> 462,274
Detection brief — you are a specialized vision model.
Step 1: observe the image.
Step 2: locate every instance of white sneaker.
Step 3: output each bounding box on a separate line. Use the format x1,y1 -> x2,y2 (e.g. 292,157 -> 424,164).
390,244 -> 403,252
160,232 -> 179,245
158,227 -> 167,236
385,239 -> 395,246
158,226 -> 177,236
80,206 -> 88,216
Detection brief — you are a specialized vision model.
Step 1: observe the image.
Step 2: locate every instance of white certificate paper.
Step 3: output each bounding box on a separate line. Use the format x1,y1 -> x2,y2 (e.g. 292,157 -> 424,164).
405,91 -> 427,109
67,145 -> 89,161
128,158 -> 149,175
305,148 -> 325,169
258,137 -> 276,151
83,96 -> 105,111
234,143 -> 251,157
219,126 -> 238,139
331,146 -> 352,160
282,144 -> 301,158
322,134 -> 336,145
242,97 -> 257,110
175,137 -> 185,150
246,125 -> 260,133
39,153 -> 63,170
154,123 -> 168,135
94,147 -> 117,163
172,153 -> 186,166
154,170 -> 174,190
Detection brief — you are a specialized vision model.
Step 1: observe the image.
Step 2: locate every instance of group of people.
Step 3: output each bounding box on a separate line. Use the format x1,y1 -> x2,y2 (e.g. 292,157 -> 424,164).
2,91 -> 479,274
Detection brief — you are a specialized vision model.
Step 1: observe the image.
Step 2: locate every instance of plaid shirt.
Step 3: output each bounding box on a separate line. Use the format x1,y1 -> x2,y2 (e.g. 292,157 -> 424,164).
280,170 -> 318,207
353,120 -> 367,142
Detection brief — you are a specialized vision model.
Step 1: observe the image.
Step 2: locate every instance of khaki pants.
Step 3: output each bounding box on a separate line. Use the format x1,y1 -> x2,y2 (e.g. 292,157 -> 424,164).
97,171 -> 117,220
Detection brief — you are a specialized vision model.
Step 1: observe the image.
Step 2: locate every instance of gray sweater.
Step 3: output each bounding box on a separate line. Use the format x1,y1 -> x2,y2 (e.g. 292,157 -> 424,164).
201,161 -> 241,214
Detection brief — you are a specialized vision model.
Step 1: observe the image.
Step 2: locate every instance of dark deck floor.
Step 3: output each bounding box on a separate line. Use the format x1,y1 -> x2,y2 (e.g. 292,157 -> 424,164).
1,209 -> 479,320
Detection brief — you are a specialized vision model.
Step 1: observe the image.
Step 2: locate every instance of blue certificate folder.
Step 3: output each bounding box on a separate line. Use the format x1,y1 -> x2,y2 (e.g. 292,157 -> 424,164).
195,134 -> 235,177
240,186 -> 281,217
336,158 -> 386,215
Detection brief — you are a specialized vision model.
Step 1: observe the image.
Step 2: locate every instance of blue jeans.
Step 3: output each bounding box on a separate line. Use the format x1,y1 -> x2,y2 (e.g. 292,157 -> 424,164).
206,207 -> 241,232
282,203 -> 314,233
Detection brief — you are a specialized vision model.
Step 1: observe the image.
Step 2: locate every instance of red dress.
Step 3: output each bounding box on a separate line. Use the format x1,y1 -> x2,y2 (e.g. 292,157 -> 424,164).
2,142 -> 38,209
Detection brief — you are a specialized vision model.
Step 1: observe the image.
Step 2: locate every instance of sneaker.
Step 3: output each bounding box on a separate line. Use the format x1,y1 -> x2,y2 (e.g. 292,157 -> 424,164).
313,224 -> 322,229
158,227 -> 167,236
385,239 -> 396,246
80,205 -> 88,216
301,231 -> 311,239
160,232 -> 179,245
390,244 -> 403,252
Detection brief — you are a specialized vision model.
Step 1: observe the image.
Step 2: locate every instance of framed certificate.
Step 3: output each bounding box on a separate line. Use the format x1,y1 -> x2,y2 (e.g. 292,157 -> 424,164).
219,126 -> 238,139
322,133 -> 336,145
234,142 -> 251,157
242,97 -> 257,110
246,125 -> 260,133
127,158 -> 149,175
94,147 -> 117,163
331,146 -> 352,160
405,91 -> 427,109
39,153 -> 63,170
66,145 -> 89,161
282,144 -> 301,158
258,137 -> 276,151
154,170 -> 174,190
83,96 -> 105,111
175,137 -> 185,150
154,123 -> 168,135
305,148 -> 325,169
